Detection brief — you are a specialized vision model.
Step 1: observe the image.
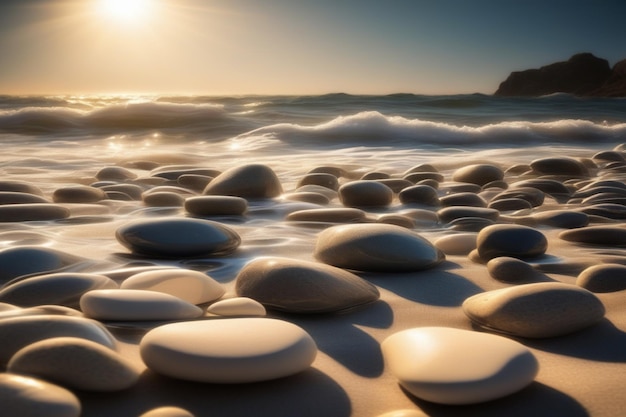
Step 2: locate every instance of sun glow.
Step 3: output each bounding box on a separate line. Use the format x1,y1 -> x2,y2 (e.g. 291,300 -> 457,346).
95,0 -> 154,24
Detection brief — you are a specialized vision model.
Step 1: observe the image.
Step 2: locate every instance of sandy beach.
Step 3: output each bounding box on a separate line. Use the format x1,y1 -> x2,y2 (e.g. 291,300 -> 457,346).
1,129 -> 625,416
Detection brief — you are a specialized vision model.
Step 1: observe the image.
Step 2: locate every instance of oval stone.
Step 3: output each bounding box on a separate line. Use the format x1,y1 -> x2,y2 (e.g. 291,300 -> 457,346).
206,297 -> 266,316
140,318 -> 317,383
203,164 -> 283,199
439,192 -> 487,207
437,206 -> 499,224
0,315 -> 117,364
0,204 -> 70,222
281,192 -> 330,205
339,180 -> 393,208
398,185 -> 439,206
184,195 -> 248,216
0,272 -> 118,308
452,164 -> 504,186
0,180 -> 43,196
142,192 -> 185,207
96,166 -> 137,181
530,210 -> 589,229
576,264 -> 626,293
120,268 -> 224,305
462,282 -> 605,338
286,208 -> 367,223
487,257 -> 538,283
235,257 -> 379,313
0,191 -> 48,205
559,226 -> 626,245
381,327 -> 538,405
530,157 -> 589,177
115,218 -> 241,257
297,173 -> 339,190
434,233 -> 477,256
476,224 -> 548,261
139,407 -> 195,417
52,185 -> 107,203
80,289 -> 203,321
0,373 -> 81,417
8,337 -> 140,392
314,223 -> 445,272
0,246 -> 78,285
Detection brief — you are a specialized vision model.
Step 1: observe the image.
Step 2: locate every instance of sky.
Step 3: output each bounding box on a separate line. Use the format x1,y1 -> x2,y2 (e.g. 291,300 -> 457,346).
0,0 -> 625,96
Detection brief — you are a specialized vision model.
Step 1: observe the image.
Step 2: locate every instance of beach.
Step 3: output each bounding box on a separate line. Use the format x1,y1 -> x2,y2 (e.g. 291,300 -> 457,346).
1,94 -> 626,416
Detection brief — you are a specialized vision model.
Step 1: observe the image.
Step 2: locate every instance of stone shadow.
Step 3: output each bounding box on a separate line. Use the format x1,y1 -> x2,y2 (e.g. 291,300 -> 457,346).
78,367 -> 351,417
407,382 -> 589,417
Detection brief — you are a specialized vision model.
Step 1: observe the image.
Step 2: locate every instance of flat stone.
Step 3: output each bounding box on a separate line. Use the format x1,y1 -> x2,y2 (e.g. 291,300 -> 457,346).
0,180 -> 44,196
314,223 -> 444,272
437,206 -> 499,224
576,264 -> 626,293
440,192 -> 487,207
235,257 -> 379,313
286,208 -> 367,223
142,192 -> 185,207
381,327 -> 538,405
115,218 -> 241,257
52,186 -> 107,203
99,184 -> 144,200
142,186 -> 195,197
281,192 -> 330,205
488,198 -> 533,212
452,164 -> 504,186
403,172 -> 444,183
0,373 -> 81,417
152,167 -> 221,181
512,179 -> 571,200
296,184 -> 339,200
462,282 -> 605,338
434,233 -> 477,255
398,185 -> 439,206
0,204 -> 70,222
139,407 -> 195,417
0,191 -> 48,205
203,164 -> 283,199
487,257 -> 537,283
206,297 -> 267,316
339,180 -> 393,207
580,203 -> 626,220
297,173 -> 339,190
0,305 -> 84,320
8,337 -> 140,392
80,289 -> 203,321
492,187 -> 545,207
0,315 -> 117,365
559,226 -> 626,245
0,272 -> 118,308
361,171 -> 390,180
120,268 -> 224,305
184,196 -> 248,216
96,166 -> 138,181
530,210 -> 589,228
140,318 -> 317,383
476,224 -> 548,261
530,157 -> 589,177
448,217 -> 495,232
0,246 -> 79,284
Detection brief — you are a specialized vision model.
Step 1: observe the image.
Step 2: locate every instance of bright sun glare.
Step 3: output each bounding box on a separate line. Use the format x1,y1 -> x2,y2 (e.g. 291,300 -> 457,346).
96,0 -> 153,24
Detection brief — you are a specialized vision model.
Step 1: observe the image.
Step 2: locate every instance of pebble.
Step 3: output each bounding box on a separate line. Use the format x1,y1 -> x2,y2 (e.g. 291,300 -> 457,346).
177,174 -> 214,192
152,167 -> 221,181
512,179 -> 571,200
0,315 -> 117,364
314,223 -> 445,272
476,224 -> 548,261
8,337 -> 140,392
398,185 -> 439,206
462,282 -> 605,338
0,246 -> 77,284
99,184 -> 144,200
559,226 -> 626,245
339,180 -> 393,207
0,191 -> 48,204
80,289 -> 203,321
295,184 -> 339,200
447,217 -> 495,232
235,257 -> 379,313
140,318 -> 317,383
576,264 -> 626,293
492,187 -> 545,207
452,164 -> 504,186
0,180 -> 44,195
115,218 -> 241,257
530,210 -> 589,228
403,171 -> 444,183
120,268 -> 224,305
95,166 -> 137,181
0,204 -> 71,222
486,257 -> 538,283
142,192 -> 185,207
381,326 -> 538,405
530,157 -> 589,177
52,185 -> 107,203
440,192 -> 487,207
297,173 -> 339,190
0,272 -> 118,308
434,233 -> 477,255
203,163 -> 283,198
437,206 -> 499,224
307,166 -> 346,177
286,208 -> 367,223
376,214 -> 415,229
206,297 -> 267,316
0,305 -> 84,320
488,198 -> 533,211
139,407 -> 196,417
580,203 -> 626,220
0,373 -> 81,417
184,195 -> 248,216
281,191 -> 331,205
361,171 -> 390,180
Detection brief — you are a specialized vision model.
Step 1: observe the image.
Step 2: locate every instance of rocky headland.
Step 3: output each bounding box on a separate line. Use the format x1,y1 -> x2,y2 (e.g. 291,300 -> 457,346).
495,52 -> 626,97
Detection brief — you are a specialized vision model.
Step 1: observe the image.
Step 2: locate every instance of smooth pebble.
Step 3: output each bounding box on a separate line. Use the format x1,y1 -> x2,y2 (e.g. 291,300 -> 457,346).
184,195 -> 248,216
206,297 -> 266,316
486,257 -> 538,283
576,264 -> 626,293
203,164 -> 283,198
434,233 -> 477,255
476,224 -> 548,261
339,180 -> 393,207
0,373 -> 81,417
139,407 -> 196,417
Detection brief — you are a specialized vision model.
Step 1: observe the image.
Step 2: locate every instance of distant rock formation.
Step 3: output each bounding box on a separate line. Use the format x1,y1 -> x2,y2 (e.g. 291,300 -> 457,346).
494,53 -> 626,97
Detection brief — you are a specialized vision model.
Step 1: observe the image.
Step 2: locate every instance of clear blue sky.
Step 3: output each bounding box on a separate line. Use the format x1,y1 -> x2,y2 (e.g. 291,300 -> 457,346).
0,0 -> 624,95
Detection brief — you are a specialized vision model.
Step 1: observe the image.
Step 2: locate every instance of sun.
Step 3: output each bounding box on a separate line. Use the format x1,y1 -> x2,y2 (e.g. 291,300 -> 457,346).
95,0 -> 154,24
